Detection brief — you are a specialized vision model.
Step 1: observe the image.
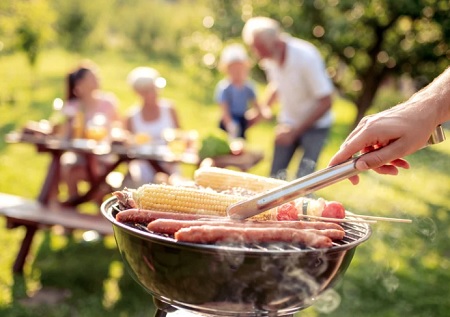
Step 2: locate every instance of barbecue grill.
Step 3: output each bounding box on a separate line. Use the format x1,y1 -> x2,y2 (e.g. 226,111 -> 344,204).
101,197 -> 372,317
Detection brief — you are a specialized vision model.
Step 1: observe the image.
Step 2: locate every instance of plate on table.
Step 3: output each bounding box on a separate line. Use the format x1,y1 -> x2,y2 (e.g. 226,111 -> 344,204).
71,139 -> 96,150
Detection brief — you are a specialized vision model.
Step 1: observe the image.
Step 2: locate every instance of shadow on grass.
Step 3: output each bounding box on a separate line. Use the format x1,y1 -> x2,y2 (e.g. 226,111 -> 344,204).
1,233 -> 156,317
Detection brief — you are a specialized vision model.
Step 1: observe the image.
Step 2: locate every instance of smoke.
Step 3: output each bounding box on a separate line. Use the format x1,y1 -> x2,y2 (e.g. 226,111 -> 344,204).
415,217 -> 437,242
381,273 -> 400,293
313,288 -> 342,314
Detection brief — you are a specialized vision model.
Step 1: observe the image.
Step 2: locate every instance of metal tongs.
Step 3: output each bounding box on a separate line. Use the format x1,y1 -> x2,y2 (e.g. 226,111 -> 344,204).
227,125 -> 446,220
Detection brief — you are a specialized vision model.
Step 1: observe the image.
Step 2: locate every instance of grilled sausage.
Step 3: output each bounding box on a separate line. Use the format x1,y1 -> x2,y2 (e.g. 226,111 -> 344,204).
116,209 -> 223,224
147,218 -> 344,236
174,226 -> 333,248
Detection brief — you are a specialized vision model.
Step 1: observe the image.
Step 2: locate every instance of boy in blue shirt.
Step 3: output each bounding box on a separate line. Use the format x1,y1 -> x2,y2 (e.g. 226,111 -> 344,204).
214,43 -> 271,139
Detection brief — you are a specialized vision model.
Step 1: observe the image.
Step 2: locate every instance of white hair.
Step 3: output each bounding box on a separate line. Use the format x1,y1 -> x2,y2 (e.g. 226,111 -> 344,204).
127,66 -> 166,91
219,43 -> 249,69
242,17 -> 281,46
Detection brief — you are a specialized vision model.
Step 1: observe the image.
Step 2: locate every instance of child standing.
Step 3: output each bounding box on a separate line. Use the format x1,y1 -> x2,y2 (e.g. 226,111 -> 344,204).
214,43 -> 270,139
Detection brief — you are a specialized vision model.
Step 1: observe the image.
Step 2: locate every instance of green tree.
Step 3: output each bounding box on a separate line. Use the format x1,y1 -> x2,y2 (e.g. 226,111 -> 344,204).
50,0 -> 110,53
300,0 -> 450,125
115,0 -> 210,61
208,0 -> 450,126
2,0 -> 55,68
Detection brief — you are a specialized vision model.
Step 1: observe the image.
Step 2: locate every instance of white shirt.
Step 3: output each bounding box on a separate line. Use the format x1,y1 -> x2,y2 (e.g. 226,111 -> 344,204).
126,99 -> 178,184
128,99 -> 176,142
261,36 -> 334,128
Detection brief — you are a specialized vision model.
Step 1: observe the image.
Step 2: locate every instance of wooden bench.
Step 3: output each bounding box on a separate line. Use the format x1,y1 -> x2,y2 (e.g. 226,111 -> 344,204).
0,193 -> 113,273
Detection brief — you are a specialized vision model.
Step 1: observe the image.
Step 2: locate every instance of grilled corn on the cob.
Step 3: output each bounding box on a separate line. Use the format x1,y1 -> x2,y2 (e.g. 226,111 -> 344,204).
132,183 -> 275,220
194,166 -> 286,193
133,184 -> 244,216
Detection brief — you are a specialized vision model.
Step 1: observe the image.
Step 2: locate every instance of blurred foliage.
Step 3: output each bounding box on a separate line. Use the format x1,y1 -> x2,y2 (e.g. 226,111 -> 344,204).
50,0 -> 112,52
0,0 -> 55,67
208,0 -> 450,125
2,0 -> 448,122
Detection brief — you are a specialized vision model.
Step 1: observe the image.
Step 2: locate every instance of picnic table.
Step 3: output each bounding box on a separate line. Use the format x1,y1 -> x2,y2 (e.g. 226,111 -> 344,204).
1,128 -> 264,273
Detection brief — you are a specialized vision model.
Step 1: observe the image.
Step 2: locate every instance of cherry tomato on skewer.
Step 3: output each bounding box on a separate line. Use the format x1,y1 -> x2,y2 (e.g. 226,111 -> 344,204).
322,201 -> 346,219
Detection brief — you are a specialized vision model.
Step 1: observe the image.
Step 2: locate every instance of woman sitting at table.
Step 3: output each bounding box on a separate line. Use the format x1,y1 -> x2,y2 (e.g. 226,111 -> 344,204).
60,60 -> 121,200
123,66 -> 182,187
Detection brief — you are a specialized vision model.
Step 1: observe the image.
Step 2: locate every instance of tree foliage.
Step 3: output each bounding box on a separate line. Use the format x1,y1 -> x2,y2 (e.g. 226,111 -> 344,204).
0,0 -> 55,67
208,0 -> 450,125
304,0 -> 450,124
2,0 -> 448,124
50,0 -> 113,53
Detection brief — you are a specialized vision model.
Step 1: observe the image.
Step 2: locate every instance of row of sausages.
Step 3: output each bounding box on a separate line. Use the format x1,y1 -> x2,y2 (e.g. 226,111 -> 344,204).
116,209 -> 345,248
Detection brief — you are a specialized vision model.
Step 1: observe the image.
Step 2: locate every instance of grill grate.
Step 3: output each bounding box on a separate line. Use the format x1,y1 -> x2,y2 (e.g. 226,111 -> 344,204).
113,203 -> 371,254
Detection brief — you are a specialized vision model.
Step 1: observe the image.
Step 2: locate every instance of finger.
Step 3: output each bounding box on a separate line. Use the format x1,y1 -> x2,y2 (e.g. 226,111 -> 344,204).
354,140 -> 407,171
372,165 -> 399,175
390,158 -> 410,169
348,175 -> 360,185
329,130 -> 379,167
328,142 -> 360,166
343,117 -> 369,143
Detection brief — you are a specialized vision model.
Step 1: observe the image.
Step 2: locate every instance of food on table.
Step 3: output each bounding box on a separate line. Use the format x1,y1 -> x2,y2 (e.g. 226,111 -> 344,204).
198,134 -> 231,160
133,132 -> 152,145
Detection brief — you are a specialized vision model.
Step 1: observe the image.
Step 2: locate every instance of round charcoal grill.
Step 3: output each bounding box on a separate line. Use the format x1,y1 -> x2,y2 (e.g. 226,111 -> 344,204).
101,197 -> 371,317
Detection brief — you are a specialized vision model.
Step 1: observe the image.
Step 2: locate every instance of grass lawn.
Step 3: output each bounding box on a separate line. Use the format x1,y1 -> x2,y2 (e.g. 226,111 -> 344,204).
1,49 -> 449,317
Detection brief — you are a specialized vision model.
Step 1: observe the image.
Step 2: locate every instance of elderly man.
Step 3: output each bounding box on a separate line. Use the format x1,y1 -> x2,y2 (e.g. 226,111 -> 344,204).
242,17 -> 334,179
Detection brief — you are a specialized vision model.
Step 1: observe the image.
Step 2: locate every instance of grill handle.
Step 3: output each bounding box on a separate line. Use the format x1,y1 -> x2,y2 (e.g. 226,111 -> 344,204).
227,125 -> 446,220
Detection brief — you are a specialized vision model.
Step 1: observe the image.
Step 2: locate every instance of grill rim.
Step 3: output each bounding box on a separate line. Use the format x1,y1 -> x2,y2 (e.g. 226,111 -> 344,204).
102,197 -> 372,255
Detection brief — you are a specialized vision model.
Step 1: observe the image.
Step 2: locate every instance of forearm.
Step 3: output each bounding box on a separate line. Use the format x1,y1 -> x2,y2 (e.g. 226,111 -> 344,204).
293,95 -> 332,135
328,67 -> 450,178
219,103 -> 233,125
171,109 -> 181,129
410,67 -> 450,125
264,83 -> 278,107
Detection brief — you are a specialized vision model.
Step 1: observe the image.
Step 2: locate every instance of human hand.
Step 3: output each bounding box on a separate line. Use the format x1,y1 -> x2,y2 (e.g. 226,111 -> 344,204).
328,103 -> 438,184
226,120 -> 240,139
260,105 -> 273,121
275,124 -> 296,145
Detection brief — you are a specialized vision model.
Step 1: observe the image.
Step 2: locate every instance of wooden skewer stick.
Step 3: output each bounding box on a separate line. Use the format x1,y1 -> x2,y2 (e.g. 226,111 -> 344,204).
297,214 -> 377,224
347,213 -> 413,223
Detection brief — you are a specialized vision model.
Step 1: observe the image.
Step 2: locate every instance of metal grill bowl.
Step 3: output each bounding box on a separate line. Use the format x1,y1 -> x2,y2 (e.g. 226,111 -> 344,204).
101,197 -> 371,316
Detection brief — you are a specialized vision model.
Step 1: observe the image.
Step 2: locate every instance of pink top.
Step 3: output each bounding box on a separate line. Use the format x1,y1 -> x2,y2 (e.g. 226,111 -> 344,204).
62,92 -> 119,129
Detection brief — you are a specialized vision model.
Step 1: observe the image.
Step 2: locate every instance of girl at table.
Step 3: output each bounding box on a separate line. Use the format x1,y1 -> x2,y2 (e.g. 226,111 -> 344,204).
123,66 -> 182,186
60,61 -> 121,199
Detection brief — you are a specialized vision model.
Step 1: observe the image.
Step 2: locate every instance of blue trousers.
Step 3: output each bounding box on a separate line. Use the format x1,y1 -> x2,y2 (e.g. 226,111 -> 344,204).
219,115 -> 247,139
270,126 -> 330,180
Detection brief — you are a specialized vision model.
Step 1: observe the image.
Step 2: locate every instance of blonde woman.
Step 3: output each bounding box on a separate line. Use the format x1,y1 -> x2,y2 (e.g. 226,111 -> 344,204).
124,66 -> 181,186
